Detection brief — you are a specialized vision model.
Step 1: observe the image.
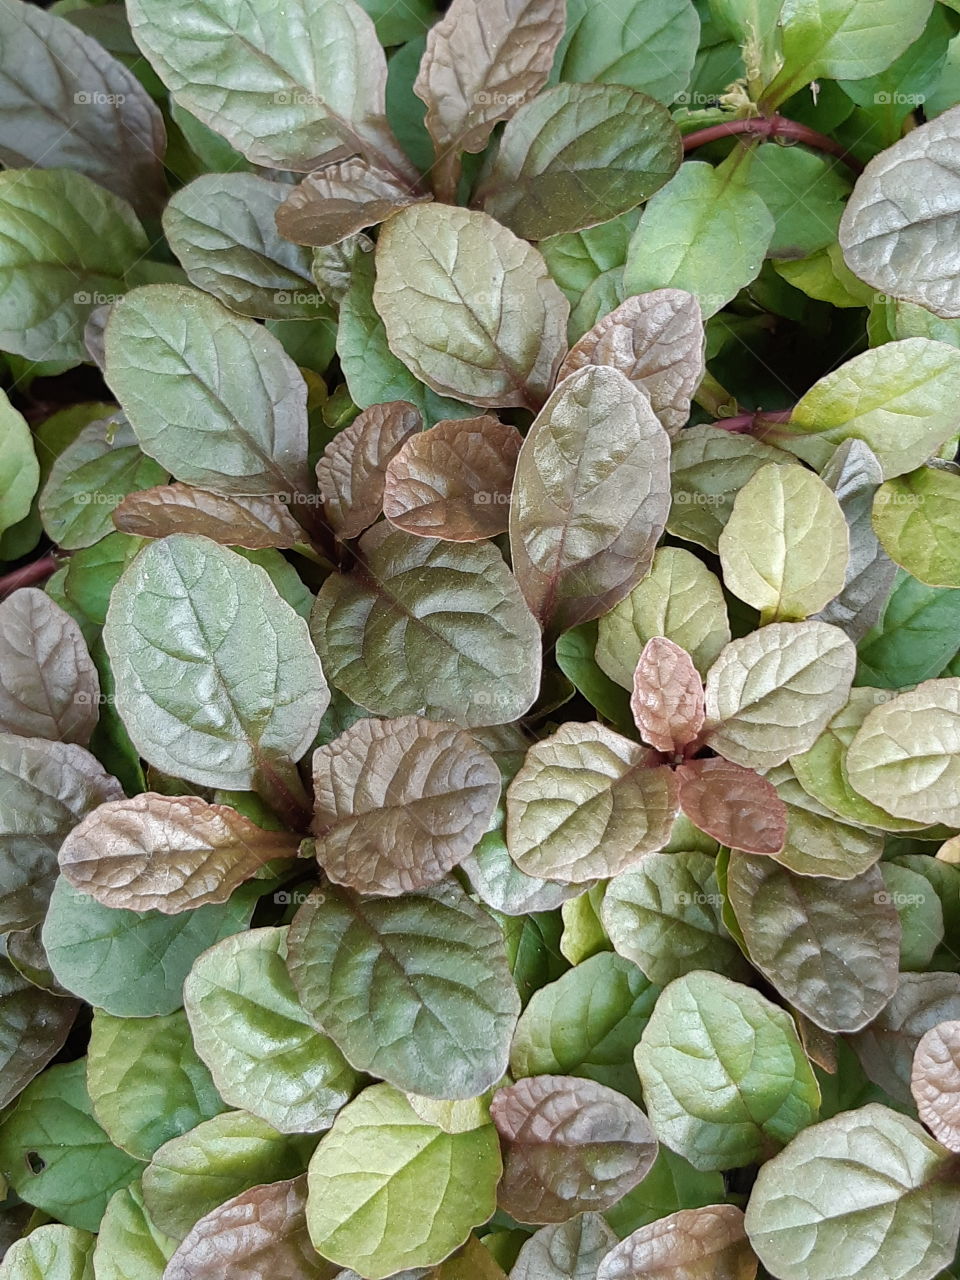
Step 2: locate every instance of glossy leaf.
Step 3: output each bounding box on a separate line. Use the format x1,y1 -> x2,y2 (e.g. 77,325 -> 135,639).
676,758 -> 787,856
703,622 -> 856,770
506,722 -> 679,882
374,204 -> 568,410
276,158 -> 426,248
305,1083 -> 501,1278
718,463 -> 849,621
511,1213 -> 618,1280
0,393 -> 40,536
104,285 -> 312,498
59,793 -> 299,913
510,365 -> 672,636
477,84 -> 681,240
558,290 -> 705,437
744,1104 -> 960,1280
636,971 -> 820,1172
86,1009 -> 225,1161
602,852 -> 751,986
112,484 -> 303,549
491,1075 -> 658,1223
726,854 -> 900,1032
316,400 -> 421,540
287,883 -> 520,1100
0,951 -> 78,1111
873,466 -> 960,587
0,589 -> 99,744
312,716 -> 500,895
91,1181 -> 176,1280
0,1224 -> 95,1280
104,535 -> 328,790
310,523 -> 541,727
383,416 -> 522,541
631,637 -> 705,754
596,1204 -> 757,1280
761,763 -> 883,878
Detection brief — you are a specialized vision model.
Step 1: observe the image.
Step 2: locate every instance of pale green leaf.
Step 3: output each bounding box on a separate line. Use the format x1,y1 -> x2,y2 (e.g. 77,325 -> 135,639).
873,466 -> 960,587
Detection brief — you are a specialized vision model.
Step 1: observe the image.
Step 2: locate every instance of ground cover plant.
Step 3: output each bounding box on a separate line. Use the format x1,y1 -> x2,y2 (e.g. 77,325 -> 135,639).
5,0 -> 960,1276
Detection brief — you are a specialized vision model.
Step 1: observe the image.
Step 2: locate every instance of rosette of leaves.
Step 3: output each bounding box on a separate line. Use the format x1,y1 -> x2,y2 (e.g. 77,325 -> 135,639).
3,0 -> 960,1277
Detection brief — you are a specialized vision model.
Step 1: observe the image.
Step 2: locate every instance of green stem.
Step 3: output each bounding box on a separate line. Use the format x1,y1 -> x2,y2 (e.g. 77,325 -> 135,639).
695,371 -> 739,419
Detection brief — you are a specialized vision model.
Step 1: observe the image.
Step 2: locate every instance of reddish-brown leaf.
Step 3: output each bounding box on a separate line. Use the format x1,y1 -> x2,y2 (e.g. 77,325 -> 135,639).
630,637 -> 705,754
112,483 -> 303,549
315,400 -> 421,539
312,716 -> 502,895
558,290 -> 705,437
912,1020 -> 960,1152
596,1204 -> 757,1280
275,158 -> 428,248
677,758 -> 787,856
58,793 -> 301,913
382,416 -> 522,541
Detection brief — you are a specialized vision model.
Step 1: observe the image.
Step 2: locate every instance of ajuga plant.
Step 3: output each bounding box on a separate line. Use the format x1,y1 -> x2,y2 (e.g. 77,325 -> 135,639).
6,0 -> 960,1277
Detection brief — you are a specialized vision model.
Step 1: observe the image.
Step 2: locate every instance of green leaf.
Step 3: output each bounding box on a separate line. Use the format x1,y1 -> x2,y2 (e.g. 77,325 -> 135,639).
561,885 -> 612,965
703,621 -> 856,770
624,159 -> 775,317
635,971 -> 821,1172
596,1204 -> 757,1280
505,723 -> 679,882
0,0 -> 166,220
0,391 -> 39,536
0,949 -> 77,1110
881,861 -> 945,970
91,1182 -> 176,1280
39,413 -> 168,550
554,621 -> 635,735
63,532 -> 147,628
873,466 -> 960,587
719,462 -> 850,621
0,169 -> 146,363
141,1110 -> 317,1241
540,211 -> 638,343
509,365 -> 672,637
511,1214 -> 617,1280
0,735 -> 123,933
857,573 -> 960,687
603,1147 -> 727,1239
840,105 -> 960,318
104,285 -> 313,498
163,175 -> 331,320
552,0 -> 700,105
726,854 -> 900,1031
358,0 -> 435,46
336,248 -> 474,424
0,1059 -> 144,1230
312,716 -> 501,895
305,1083 -> 501,1278
104,535 -> 328,790
762,762 -> 884,877
0,1224 -> 95,1280
126,0 -> 407,174
477,84 -> 681,240
286,883 -> 520,1099
86,1010 -> 226,1161
491,1075 -> 658,1223
0,589 -> 99,744
850,971 -> 960,1104
42,876 -> 258,1017
509,952 -> 660,1103
744,1104 -> 960,1280
667,425 -> 793,554
310,523 -> 541,727
162,1175 -> 334,1280
763,0 -> 936,108
602,852 -> 752,986
785,338 -> 960,478
597,548 -> 730,688
846,677 -> 960,825
747,146 -> 851,259
183,926 -> 357,1134
374,204 -> 568,410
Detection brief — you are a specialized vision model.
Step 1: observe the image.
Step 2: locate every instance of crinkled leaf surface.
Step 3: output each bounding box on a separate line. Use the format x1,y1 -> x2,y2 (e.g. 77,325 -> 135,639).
596,1204 -> 757,1280
850,972 -> 960,1104
0,392 -> 39,537
276,158 -> 427,249
912,1020 -> 960,1152
509,365 -> 672,636
676,758 -> 787,856
506,722 -> 679,883
316,400 -> 421,540
0,589 -> 99,744
374,204 -> 568,410
744,1104 -> 960,1280
310,523 -> 541,727
511,1213 -> 618,1280
305,1083 -> 501,1278
112,485 -> 303,550
286,883 -> 520,1099
491,1074 -> 658,1223
0,951 -> 78,1111
312,716 -> 500,895
184,927 -> 357,1134
631,638 -> 705,754
726,854 -> 900,1032
873,466 -> 960,587
104,535 -> 327,790
91,1181 -> 176,1280
0,1224 -> 95,1280
635,972 -> 820,1172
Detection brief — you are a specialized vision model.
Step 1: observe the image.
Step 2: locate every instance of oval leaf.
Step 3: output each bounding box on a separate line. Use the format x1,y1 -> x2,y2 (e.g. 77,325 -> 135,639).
631,637 -> 705,754
512,1214 -> 618,1280
0,951 -> 78,1111
275,158 -> 426,248
316,400 -> 421,540
912,1020 -> 960,1153
677,758 -> 787,856
873,466 -> 960,587
596,1204 -> 757,1280
112,484 -> 303,550
851,972 -> 960,1105
0,1224 -> 95,1280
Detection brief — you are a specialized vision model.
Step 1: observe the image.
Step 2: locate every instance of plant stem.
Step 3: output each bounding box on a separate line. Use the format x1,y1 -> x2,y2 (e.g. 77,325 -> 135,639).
432,149 -> 463,203
254,757 -> 314,833
0,553 -> 59,598
712,408 -> 794,436
683,114 -> 864,174
694,371 -> 739,419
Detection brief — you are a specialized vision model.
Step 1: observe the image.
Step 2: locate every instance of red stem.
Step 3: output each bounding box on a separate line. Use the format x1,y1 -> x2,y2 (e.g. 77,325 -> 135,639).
0,553 -> 59,598
713,409 -> 793,436
683,114 -> 864,175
